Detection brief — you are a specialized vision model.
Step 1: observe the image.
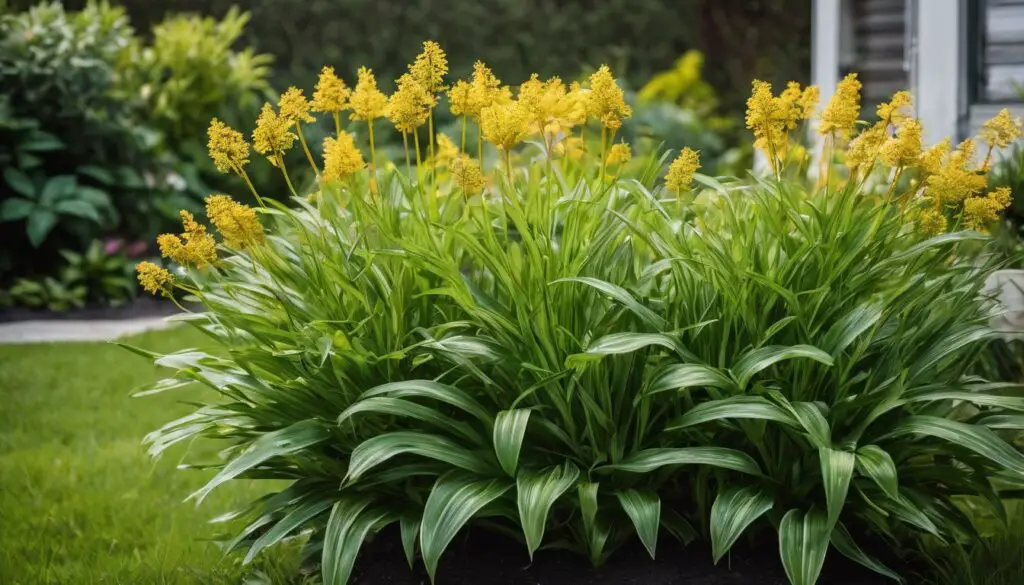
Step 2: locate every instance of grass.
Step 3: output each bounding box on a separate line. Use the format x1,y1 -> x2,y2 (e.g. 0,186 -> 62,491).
0,326 -> 304,585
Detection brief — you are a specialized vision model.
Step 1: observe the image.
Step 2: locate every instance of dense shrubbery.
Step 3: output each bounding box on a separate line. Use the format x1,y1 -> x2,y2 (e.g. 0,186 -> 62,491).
129,42 -> 1024,585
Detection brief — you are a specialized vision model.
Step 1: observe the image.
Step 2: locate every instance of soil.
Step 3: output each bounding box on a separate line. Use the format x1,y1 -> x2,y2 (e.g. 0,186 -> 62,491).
351,527 -> 895,585
0,296 -> 194,322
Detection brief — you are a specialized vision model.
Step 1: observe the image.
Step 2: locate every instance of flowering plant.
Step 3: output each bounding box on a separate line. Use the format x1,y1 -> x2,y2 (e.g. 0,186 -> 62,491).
131,43 -> 1024,585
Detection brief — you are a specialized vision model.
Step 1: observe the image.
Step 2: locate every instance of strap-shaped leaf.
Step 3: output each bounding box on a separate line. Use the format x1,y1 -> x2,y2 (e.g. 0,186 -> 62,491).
339,396 -> 479,443
710,485 -> 774,562
517,462 -> 580,558
819,448 -> 855,527
779,509 -> 830,585
830,522 -> 904,583
599,447 -> 761,476
420,473 -> 511,582
190,419 -> 329,503
551,276 -> 667,329
820,302 -> 883,356
856,445 -> 899,500
644,363 -> 735,397
909,326 -> 992,379
244,495 -> 334,563
668,396 -> 798,431
616,489 -> 661,559
577,481 -> 610,566
346,431 -> 493,482
568,332 -> 681,367
789,402 -> 832,448
881,415 -> 1024,475
322,498 -> 391,585
400,513 -> 420,569
494,409 -> 531,476
731,345 -> 833,390
360,380 -> 493,424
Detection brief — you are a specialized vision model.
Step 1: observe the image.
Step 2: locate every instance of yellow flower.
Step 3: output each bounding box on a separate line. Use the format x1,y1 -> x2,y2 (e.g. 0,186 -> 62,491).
819,73 -> 861,138
205,195 -> 264,249
919,138 -> 951,174
962,188 -> 1011,232
925,139 -> 987,205
322,132 -> 365,182
312,66 -> 351,113
979,108 -> 1022,149
519,74 -> 576,137
480,101 -> 530,151
435,133 -> 459,166
252,103 -> 296,166
586,65 -> 632,129
564,81 -> 589,127
464,61 -> 505,120
449,155 -> 485,194
157,211 -> 217,268
553,135 -> 586,160
989,186 -> 1013,209
879,118 -> 922,168
666,148 -> 700,193
136,261 -> 174,297
278,87 -> 315,124
207,118 -> 250,174
448,79 -> 473,116
349,67 -> 388,121
409,40 -> 448,94
798,85 -> 820,120
386,73 -> 434,134
877,91 -> 912,126
917,207 -> 948,235
606,142 -> 632,166
845,121 -> 886,170
745,80 -> 800,160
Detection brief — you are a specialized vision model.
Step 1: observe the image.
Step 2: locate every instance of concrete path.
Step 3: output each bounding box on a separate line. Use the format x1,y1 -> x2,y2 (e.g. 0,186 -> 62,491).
0,316 -> 176,344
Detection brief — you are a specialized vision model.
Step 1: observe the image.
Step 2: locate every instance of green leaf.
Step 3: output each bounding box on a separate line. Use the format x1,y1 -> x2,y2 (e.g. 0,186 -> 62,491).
494,409 -> 530,477
830,523 -> 904,583
551,277 -> 667,329
779,509 -> 830,585
909,326 -> 992,379
600,447 -> 761,476
710,486 -> 774,563
4,168 -> 35,197
420,473 -> 511,582
40,175 -> 76,205
54,200 -> 100,222
731,345 -> 833,390
616,489 -> 660,559
26,210 -> 57,247
338,396 -> 477,443
322,498 -> 391,585
346,431 -> 494,482
668,396 -> 798,430
569,332 -> 681,367
577,481 -> 610,565
517,462 -> 580,558
77,164 -> 115,184
0,198 -> 35,221
644,363 -> 735,398
400,513 -> 420,568
361,380 -> 493,425
20,130 -> 63,151
821,303 -> 883,355
855,445 -> 899,500
819,448 -> 855,527
245,495 -> 333,563
190,420 -> 329,503
785,400 -> 832,448
881,416 -> 1024,475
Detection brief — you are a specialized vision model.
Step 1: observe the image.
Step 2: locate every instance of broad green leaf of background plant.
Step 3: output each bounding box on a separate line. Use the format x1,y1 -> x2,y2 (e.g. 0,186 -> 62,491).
830,522 -> 904,583
420,473 -> 511,582
779,509 -> 830,585
494,409 -> 531,476
881,416 -> 1024,475
710,485 -> 774,562
517,462 -> 580,558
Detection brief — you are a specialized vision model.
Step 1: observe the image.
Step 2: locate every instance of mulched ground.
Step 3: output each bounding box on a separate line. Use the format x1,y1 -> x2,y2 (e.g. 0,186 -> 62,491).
352,527 -> 896,585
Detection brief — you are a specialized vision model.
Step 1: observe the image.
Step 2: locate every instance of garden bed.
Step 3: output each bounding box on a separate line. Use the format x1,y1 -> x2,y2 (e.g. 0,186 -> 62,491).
0,296 -> 190,323
351,528 -> 891,585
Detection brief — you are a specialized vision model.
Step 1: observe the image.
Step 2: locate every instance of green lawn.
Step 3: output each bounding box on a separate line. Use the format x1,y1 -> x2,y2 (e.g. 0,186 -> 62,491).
0,326 -> 302,585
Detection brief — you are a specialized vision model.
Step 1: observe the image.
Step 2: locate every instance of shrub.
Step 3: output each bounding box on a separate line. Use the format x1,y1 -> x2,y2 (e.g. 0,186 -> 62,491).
129,44 -> 1024,585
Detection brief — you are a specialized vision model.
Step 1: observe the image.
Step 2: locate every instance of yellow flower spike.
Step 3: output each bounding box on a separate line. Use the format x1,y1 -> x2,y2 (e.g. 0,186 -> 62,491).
480,101 -> 531,152
386,74 -> 434,134
586,65 -> 632,130
745,80 -> 796,165
880,118 -> 923,168
252,103 -> 296,166
962,195 -> 1004,232
312,66 -> 351,113
136,261 -> 174,297
564,81 -> 589,127
925,139 -> 987,206
207,118 -> 250,174
917,207 -> 948,235
819,73 -> 862,138
919,138 -> 951,174
322,132 -> 365,182
448,80 -> 473,117
666,147 -> 701,194
449,155 -> 486,194
845,121 -> 886,171
434,133 -> 459,167
606,142 -> 632,166
877,91 -> 912,126
278,87 -> 315,124
980,108 -> 1022,149
157,211 -> 217,268
349,67 -> 388,122
205,195 -> 264,249
798,85 -> 820,120
989,186 -> 1013,209
409,40 -> 448,95
467,61 -> 505,119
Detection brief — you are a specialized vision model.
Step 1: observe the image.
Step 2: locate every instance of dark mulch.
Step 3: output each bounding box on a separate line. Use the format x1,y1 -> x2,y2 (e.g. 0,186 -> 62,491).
352,527 -> 895,585
0,297 -> 196,322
